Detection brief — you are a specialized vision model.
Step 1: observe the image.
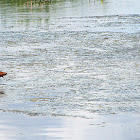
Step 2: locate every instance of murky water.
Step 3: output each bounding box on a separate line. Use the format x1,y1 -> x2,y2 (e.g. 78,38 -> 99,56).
0,0 -> 140,139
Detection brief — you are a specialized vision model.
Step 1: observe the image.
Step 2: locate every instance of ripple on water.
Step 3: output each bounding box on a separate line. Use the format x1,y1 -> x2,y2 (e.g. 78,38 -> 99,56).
0,14 -> 140,118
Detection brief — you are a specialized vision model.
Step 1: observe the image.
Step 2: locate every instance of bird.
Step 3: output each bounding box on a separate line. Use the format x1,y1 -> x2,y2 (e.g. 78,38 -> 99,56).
0,72 -> 7,77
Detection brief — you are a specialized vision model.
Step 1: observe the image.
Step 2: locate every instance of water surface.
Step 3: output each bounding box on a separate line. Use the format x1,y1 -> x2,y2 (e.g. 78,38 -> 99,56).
0,0 -> 140,139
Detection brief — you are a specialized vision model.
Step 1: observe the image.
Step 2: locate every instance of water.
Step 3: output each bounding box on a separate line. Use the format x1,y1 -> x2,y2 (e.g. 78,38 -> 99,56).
0,111 -> 139,140
0,0 -> 140,139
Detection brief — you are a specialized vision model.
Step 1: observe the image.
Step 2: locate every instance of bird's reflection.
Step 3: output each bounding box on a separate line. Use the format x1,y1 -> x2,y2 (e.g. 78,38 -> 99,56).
0,91 -> 5,94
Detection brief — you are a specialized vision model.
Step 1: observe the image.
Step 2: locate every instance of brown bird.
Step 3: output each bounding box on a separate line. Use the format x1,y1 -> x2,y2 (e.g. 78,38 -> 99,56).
0,72 -> 7,77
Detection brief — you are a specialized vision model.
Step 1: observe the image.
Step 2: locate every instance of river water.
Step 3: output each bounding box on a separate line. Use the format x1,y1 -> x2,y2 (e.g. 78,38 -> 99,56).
0,0 -> 140,139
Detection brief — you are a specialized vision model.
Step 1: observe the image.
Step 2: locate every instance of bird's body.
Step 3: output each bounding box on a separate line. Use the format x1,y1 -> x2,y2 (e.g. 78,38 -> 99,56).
0,72 -> 7,77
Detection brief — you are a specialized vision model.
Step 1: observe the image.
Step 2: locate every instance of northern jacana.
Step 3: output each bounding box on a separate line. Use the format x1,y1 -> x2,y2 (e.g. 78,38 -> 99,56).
0,72 -> 7,77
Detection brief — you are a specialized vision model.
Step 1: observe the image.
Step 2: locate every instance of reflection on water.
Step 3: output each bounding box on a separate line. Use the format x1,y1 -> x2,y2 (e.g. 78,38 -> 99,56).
0,0 -> 140,118
0,112 -> 139,140
0,91 -> 5,94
